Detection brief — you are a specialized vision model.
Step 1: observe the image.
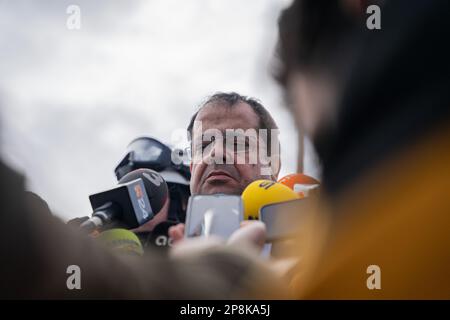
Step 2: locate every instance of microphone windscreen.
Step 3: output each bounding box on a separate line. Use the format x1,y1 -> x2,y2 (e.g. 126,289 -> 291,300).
119,168 -> 169,214
241,180 -> 299,220
278,173 -> 320,197
96,228 -> 144,256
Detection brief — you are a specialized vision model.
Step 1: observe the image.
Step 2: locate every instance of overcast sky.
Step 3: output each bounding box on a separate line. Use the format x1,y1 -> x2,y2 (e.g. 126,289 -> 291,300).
0,0 -> 320,221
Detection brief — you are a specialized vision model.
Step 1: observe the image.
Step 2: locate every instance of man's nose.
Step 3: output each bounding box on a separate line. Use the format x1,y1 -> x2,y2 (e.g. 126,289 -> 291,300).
206,140 -> 231,164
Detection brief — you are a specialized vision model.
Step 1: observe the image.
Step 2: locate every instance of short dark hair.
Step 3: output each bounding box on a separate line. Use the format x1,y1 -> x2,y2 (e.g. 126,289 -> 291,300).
273,0 -> 359,86
187,92 -> 279,155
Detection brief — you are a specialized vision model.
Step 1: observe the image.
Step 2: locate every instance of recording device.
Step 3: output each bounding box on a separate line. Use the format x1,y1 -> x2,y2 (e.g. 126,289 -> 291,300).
114,136 -> 189,181
184,194 -> 243,239
183,180 -> 300,242
259,198 -> 310,242
114,136 -> 191,223
80,168 -> 168,233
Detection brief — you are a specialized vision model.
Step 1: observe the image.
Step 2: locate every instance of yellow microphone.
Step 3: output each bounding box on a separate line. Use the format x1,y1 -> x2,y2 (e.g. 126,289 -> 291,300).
241,180 -> 300,220
96,228 -> 144,256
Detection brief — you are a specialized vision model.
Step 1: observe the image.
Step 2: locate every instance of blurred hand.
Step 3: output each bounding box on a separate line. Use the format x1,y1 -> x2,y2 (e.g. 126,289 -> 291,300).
228,220 -> 266,250
168,223 -> 185,243
169,220 -> 266,245
169,220 -> 300,284
170,221 -> 267,258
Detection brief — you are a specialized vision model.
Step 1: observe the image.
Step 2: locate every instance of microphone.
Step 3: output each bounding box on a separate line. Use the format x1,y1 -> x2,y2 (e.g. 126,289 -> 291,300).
241,179 -> 299,220
95,228 -> 144,256
80,169 -> 168,233
241,180 -> 301,258
278,173 -> 320,197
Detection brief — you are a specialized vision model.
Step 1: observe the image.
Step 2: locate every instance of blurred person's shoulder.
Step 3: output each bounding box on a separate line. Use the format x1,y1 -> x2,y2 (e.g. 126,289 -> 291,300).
24,191 -> 52,215
300,123 -> 450,299
0,161 -> 51,215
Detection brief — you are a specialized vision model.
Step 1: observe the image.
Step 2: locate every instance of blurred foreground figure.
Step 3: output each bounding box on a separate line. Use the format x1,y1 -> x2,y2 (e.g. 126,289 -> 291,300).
0,161 -> 286,298
275,0 -> 450,298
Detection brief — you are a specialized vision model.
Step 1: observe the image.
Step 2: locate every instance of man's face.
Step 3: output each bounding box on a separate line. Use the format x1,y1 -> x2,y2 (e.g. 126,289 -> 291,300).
190,102 -> 278,195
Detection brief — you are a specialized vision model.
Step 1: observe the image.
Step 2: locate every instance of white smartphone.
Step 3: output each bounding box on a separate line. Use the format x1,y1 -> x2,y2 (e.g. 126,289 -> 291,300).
184,194 -> 243,239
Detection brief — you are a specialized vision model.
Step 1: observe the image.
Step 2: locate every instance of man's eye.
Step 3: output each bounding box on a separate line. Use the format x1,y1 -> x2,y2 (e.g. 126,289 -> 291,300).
235,139 -> 249,152
202,142 -> 211,150
192,142 -> 204,154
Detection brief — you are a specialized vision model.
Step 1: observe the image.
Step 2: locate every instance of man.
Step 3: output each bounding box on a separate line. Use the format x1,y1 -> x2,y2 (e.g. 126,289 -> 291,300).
188,92 -> 280,195
170,92 -> 281,240
273,0 -> 450,298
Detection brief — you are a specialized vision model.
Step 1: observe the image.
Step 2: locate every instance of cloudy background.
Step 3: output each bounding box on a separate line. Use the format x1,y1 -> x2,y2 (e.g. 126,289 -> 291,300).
0,0 -> 320,221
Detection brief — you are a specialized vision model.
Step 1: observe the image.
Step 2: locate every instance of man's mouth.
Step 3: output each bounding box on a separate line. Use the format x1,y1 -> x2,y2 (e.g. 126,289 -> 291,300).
205,170 -> 235,182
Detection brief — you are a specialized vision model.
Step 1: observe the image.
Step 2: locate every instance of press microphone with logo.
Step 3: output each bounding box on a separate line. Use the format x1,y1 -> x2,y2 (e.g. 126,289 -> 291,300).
241,179 -> 299,220
80,169 -> 168,233
241,180 -> 300,257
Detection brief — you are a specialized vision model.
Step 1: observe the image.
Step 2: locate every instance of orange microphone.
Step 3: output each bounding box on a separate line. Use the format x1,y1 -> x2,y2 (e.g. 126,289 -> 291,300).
278,173 -> 320,198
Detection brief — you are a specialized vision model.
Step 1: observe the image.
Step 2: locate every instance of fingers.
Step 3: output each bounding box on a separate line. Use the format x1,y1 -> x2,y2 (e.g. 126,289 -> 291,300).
169,235 -> 224,258
268,257 -> 302,281
240,220 -> 256,228
170,220 -> 268,258
228,221 -> 267,252
168,223 -> 185,244
171,220 -> 267,248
